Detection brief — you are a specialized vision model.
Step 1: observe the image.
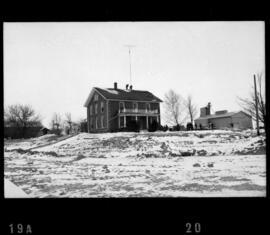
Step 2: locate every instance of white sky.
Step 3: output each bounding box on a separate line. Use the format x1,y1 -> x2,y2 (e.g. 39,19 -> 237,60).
4,22 -> 265,127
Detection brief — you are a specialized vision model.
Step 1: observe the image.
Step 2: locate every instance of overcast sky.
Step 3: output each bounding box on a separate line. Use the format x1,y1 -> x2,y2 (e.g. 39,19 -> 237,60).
4,22 -> 265,127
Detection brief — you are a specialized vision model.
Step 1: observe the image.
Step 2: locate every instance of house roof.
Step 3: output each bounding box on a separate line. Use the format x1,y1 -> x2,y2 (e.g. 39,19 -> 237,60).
195,111 -> 251,121
84,87 -> 163,107
40,127 -> 50,131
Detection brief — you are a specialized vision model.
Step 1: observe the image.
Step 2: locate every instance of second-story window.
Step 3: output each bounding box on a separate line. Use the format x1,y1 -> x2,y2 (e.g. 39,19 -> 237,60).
94,94 -> 98,101
133,102 -> 138,111
146,103 -> 150,112
90,105 -> 93,115
119,102 -> 124,113
95,103 -> 98,114
101,102 -> 104,113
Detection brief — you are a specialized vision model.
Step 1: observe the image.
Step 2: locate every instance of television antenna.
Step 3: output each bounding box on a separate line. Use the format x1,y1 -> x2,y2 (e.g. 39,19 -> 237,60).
124,45 -> 136,86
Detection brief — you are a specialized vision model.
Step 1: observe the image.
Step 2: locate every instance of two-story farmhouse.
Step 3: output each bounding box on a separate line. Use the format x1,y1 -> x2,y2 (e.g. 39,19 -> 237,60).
84,82 -> 162,133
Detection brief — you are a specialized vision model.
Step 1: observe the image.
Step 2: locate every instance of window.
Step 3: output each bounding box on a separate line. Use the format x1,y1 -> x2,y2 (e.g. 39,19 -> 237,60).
94,94 -> 98,101
101,102 -> 104,113
119,102 -> 125,113
90,105 -> 93,115
95,103 -> 98,114
133,102 -> 138,111
146,103 -> 150,112
90,118 -> 93,129
101,116 -> 104,128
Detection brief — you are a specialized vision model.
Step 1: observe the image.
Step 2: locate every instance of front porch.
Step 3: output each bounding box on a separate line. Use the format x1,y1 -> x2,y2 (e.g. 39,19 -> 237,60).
118,114 -> 160,130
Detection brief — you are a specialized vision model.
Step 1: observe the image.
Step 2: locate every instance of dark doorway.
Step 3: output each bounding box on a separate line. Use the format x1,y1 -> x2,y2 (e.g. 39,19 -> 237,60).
138,116 -> 147,129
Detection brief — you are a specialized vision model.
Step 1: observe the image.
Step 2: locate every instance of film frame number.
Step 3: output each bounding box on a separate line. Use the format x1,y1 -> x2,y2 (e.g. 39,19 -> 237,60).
185,222 -> 201,233
9,224 -> 32,234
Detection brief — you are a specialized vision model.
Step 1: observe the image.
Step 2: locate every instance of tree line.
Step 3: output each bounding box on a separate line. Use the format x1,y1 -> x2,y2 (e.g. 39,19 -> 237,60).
163,72 -> 265,130
50,112 -> 85,135
4,105 -> 85,138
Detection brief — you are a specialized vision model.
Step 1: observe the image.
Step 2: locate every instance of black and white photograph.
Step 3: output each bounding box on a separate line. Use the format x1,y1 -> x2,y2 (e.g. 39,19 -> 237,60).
4,22 -> 266,198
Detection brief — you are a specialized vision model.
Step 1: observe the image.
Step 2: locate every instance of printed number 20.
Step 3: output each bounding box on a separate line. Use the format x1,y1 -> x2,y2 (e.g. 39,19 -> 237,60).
186,223 -> 201,233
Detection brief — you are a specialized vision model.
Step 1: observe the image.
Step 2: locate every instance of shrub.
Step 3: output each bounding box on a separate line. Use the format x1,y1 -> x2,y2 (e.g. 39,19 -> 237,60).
163,125 -> 168,131
172,124 -> 181,131
158,125 -> 168,131
186,122 -> 193,131
148,120 -> 158,132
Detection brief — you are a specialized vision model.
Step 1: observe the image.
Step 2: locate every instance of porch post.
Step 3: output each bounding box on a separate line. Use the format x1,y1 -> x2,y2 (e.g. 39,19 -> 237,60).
118,116 -> 120,129
124,115 -> 126,128
146,116 -> 149,129
135,116 -> 137,121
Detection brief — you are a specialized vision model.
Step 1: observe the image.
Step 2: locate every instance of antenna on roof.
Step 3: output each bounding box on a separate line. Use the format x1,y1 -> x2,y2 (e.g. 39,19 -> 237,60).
124,45 -> 136,87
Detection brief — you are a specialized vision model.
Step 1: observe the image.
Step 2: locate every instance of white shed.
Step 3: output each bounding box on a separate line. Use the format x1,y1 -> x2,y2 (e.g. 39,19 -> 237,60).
195,111 -> 253,130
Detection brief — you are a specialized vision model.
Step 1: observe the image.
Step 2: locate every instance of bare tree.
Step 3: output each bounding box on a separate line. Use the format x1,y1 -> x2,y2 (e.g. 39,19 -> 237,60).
237,72 -> 266,127
163,89 -> 185,126
4,104 -> 42,137
51,113 -> 62,130
184,95 -> 198,124
65,112 -> 73,134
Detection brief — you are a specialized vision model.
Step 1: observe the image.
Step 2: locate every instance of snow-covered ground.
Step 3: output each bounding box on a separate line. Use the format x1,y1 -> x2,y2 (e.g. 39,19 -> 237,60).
4,179 -> 29,198
4,129 -> 266,197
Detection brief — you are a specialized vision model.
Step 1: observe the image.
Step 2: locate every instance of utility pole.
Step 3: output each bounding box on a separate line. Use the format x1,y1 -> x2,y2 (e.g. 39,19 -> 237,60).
254,74 -> 260,136
124,45 -> 136,85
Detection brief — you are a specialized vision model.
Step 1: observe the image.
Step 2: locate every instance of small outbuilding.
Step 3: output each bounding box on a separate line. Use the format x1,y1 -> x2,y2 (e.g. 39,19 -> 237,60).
40,127 -> 50,135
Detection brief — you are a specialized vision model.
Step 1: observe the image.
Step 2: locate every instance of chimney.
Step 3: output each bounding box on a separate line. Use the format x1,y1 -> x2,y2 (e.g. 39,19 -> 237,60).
114,82 -> 117,90
126,84 -> 129,90
206,102 -> 211,115
200,107 -> 207,117
130,85 -> 133,90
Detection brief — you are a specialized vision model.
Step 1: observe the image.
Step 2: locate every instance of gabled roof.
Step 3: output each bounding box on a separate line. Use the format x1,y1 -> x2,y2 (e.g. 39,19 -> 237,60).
40,127 -> 50,130
195,111 -> 251,121
84,87 -> 163,107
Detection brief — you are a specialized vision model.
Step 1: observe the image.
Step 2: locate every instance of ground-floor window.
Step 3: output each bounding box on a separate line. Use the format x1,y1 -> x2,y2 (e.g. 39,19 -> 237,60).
101,116 -> 105,128
90,118 -> 94,129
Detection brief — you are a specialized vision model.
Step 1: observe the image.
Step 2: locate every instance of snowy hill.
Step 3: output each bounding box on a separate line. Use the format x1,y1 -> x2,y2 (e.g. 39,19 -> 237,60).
4,130 -> 266,197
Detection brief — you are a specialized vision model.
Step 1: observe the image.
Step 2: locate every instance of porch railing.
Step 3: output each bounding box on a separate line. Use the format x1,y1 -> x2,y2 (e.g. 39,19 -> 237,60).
119,108 -> 159,114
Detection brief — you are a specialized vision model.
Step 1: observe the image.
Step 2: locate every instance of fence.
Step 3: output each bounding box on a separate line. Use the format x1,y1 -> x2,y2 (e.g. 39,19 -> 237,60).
4,126 -> 43,139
